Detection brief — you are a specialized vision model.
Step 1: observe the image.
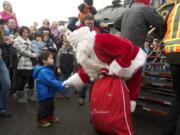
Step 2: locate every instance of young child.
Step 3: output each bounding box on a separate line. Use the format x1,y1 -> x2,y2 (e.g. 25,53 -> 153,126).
31,32 -> 45,54
42,30 -> 57,53
33,51 -> 64,127
78,0 -> 97,23
56,34 -> 76,98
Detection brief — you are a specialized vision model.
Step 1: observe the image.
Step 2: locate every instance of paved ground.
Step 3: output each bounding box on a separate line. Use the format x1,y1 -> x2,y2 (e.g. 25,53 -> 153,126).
0,93 -> 166,135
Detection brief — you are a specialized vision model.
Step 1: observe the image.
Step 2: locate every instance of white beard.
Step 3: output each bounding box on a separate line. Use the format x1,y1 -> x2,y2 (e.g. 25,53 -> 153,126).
67,27 -> 107,80
76,39 -> 107,81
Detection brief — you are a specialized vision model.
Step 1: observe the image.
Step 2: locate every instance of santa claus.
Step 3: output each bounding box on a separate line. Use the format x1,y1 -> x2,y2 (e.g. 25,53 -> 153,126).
64,27 -> 147,135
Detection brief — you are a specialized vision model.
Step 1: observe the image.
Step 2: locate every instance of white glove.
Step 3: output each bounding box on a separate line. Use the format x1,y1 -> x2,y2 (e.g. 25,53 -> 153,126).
62,80 -> 72,88
62,73 -> 85,91
131,100 -> 136,112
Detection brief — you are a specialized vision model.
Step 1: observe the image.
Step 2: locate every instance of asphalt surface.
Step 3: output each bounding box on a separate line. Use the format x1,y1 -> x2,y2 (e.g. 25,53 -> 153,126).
0,92 -> 166,135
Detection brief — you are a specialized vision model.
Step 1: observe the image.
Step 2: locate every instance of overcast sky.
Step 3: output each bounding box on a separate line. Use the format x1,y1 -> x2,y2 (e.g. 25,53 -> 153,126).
0,0 -> 113,26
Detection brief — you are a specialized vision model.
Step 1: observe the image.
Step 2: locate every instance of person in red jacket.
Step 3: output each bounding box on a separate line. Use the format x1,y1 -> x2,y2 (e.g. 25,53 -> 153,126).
63,27 -> 147,135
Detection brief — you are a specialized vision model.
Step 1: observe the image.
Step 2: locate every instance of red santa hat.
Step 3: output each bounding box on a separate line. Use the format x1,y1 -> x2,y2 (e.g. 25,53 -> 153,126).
135,0 -> 151,5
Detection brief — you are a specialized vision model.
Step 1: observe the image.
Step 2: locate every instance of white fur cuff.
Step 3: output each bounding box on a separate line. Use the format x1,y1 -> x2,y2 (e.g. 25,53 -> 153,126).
108,48 -> 147,79
67,73 -> 85,91
131,100 -> 136,112
108,60 -> 133,79
130,48 -> 147,73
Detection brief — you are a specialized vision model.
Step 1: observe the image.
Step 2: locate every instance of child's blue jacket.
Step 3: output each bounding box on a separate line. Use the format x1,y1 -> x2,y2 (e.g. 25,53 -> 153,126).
33,65 -> 64,101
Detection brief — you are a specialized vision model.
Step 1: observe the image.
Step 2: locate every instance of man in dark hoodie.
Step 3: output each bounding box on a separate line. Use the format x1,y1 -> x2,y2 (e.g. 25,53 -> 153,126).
114,0 -> 163,48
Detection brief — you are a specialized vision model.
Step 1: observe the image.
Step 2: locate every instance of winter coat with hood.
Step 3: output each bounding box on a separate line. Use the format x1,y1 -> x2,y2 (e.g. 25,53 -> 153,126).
33,65 -> 64,101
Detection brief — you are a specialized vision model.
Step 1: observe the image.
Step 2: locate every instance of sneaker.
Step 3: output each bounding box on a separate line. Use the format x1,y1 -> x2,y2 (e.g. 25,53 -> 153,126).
38,121 -> 51,128
0,112 -> 12,118
78,98 -> 85,105
47,116 -> 60,123
51,117 -> 60,123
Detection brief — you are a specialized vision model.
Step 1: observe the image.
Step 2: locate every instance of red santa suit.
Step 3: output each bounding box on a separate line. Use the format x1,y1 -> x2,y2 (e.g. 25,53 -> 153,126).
64,27 -> 147,135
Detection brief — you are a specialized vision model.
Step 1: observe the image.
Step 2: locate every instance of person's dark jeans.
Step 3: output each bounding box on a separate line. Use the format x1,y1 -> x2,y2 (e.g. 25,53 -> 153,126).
37,97 -> 54,122
15,70 -> 34,91
165,64 -> 180,135
0,59 -> 11,113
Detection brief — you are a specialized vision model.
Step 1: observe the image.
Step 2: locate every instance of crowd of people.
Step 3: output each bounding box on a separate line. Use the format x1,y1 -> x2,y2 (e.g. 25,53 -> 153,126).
0,0 -> 179,135
0,0 -> 109,127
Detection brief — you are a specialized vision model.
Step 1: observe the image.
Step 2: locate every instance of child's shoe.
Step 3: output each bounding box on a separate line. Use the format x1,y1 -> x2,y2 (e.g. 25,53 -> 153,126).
38,121 -> 51,128
51,117 -> 60,123
47,115 -> 60,123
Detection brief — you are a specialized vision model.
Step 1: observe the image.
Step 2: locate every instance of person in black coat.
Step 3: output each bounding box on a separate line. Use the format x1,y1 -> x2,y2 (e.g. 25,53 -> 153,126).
114,0 -> 163,48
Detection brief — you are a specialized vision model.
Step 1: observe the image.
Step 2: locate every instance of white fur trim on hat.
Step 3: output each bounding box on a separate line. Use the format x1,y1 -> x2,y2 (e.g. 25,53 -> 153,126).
109,48 -> 147,79
67,27 -> 92,47
131,100 -> 136,112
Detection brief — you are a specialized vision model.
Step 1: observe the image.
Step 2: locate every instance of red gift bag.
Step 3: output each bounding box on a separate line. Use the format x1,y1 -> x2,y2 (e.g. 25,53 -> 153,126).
90,76 -> 134,135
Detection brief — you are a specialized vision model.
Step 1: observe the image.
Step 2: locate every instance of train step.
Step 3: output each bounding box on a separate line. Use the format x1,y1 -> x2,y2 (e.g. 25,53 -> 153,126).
141,86 -> 175,96
141,80 -> 173,88
143,71 -> 171,78
137,99 -> 169,116
139,91 -> 174,106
